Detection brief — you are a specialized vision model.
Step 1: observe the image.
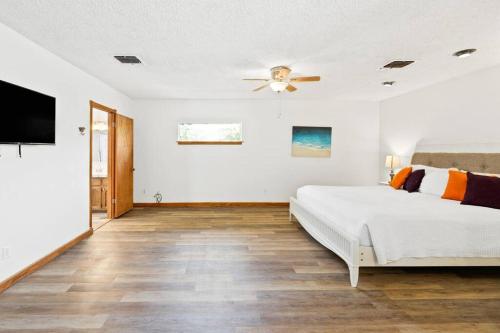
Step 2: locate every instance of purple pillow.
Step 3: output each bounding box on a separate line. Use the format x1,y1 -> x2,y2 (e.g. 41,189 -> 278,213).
461,172 -> 500,209
403,169 -> 426,193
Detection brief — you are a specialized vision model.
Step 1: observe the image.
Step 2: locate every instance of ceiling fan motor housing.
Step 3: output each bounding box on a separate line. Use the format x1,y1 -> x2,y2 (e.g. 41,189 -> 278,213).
271,66 -> 291,81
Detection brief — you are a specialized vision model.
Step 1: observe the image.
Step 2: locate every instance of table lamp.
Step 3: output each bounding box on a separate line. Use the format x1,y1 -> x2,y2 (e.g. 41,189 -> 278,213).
385,155 -> 401,181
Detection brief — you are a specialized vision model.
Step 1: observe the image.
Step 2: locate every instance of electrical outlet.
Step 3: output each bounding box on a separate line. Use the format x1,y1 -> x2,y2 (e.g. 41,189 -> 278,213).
1,247 -> 11,260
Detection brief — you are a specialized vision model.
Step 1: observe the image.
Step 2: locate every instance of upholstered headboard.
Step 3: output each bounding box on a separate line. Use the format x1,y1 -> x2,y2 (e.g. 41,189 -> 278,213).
411,153 -> 500,174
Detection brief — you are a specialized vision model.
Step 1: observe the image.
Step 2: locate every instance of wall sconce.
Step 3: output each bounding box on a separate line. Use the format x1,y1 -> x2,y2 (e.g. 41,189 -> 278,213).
92,121 -> 108,131
78,127 -> 86,136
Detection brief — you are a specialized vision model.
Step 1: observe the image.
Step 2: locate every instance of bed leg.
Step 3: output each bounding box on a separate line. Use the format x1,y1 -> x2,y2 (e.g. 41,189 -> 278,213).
348,265 -> 359,287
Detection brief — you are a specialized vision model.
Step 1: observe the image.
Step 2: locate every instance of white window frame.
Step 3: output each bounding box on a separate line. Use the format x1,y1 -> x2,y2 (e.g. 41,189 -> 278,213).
176,122 -> 243,145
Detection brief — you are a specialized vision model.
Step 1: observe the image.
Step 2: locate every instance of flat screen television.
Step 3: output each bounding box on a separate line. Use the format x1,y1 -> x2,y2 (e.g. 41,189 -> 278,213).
0,79 -> 56,145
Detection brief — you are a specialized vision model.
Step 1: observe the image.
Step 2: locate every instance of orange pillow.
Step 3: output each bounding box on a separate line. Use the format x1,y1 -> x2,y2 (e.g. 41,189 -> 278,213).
390,167 -> 412,189
442,170 -> 467,201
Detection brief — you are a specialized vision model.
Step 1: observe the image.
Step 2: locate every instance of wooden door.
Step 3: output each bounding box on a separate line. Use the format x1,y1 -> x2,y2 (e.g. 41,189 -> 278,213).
114,114 -> 134,217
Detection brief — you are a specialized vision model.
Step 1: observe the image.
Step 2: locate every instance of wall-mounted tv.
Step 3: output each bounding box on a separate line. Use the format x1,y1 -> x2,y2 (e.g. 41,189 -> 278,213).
0,79 -> 56,145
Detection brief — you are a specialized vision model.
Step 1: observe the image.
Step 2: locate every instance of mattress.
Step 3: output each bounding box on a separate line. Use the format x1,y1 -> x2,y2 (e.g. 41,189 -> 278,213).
296,185 -> 500,263
297,186 -> 389,246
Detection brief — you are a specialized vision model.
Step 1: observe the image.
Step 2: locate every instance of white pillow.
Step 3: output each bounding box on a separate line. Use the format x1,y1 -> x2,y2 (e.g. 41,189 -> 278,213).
411,164 -> 442,172
419,168 -> 449,196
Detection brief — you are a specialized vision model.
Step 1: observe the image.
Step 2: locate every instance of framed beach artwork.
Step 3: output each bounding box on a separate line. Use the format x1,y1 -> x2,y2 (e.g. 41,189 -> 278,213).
291,126 -> 332,158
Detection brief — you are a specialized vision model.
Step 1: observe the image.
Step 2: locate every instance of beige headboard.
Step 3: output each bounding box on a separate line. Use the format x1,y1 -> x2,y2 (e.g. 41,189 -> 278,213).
411,152 -> 500,174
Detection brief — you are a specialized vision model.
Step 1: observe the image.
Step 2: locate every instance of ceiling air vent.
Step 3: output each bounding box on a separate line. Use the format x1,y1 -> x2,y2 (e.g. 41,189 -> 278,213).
114,56 -> 142,64
383,60 -> 414,69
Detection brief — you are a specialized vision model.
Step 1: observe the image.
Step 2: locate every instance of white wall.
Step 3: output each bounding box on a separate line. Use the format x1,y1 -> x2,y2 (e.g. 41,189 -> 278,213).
379,64 -> 500,180
133,99 -> 379,203
0,23 -> 132,282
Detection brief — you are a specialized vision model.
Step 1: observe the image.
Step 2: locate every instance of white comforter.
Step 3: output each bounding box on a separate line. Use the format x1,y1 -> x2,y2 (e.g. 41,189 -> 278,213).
296,186 -> 500,264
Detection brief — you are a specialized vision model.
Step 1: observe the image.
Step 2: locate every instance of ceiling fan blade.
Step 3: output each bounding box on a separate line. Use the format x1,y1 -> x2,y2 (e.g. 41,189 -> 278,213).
291,76 -> 321,82
253,83 -> 269,92
286,84 -> 297,92
243,78 -> 269,81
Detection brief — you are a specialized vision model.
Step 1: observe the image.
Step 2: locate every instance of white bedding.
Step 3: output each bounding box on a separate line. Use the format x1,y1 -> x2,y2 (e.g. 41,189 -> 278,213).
296,185 -> 500,264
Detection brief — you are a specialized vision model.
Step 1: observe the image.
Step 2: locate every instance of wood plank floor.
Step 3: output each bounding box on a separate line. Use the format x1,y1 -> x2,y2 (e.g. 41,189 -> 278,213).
1,207 -> 500,332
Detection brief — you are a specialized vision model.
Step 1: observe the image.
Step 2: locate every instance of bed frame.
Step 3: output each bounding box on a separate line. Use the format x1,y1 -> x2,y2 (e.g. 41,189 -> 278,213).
290,148 -> 500,287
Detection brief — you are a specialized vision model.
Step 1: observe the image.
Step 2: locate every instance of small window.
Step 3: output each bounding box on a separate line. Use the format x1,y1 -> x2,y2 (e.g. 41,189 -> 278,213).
177,123 -> 243,145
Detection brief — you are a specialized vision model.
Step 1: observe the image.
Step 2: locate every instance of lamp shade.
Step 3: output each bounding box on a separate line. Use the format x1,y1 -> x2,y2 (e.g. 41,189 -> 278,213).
385,155 -> 401,169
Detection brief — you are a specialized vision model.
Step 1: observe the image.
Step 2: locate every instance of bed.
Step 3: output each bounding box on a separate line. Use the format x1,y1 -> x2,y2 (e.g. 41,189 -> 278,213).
289,146 -> 500,287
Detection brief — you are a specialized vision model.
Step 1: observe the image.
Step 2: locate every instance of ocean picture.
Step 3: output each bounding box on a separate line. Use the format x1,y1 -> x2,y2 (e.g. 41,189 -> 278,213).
292,126 -> 332,157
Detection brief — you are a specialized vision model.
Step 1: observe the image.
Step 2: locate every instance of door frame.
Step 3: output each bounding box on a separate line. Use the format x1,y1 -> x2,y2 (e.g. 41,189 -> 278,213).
89,100 -> 116,229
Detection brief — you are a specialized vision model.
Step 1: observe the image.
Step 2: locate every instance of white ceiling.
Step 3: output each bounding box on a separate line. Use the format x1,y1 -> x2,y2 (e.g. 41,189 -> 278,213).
1,0 -> 500,100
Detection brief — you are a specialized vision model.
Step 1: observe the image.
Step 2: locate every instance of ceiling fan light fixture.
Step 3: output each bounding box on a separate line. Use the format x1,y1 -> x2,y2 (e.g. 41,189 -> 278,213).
270,81 -> 288,92
244,66 -> 320,93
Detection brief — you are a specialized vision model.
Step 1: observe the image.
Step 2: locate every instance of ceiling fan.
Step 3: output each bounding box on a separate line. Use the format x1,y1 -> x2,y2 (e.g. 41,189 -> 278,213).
243,66 -> 320,93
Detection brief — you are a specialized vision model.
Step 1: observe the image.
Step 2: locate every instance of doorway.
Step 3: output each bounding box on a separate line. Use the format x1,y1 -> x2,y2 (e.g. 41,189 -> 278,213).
90,101 -> 115,230
89,101 -> 134,230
